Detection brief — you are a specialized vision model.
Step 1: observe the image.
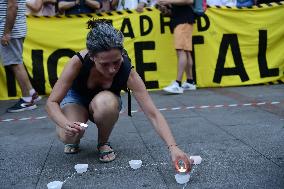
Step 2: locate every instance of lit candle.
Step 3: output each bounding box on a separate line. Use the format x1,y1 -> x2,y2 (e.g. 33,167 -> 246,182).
178,166 -> 187,173
177,160 -> 187,173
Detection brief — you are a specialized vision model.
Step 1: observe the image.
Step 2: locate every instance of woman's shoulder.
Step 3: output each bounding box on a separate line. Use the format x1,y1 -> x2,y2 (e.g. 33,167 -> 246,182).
73,49 -> 90,64
77,49 -> 89,58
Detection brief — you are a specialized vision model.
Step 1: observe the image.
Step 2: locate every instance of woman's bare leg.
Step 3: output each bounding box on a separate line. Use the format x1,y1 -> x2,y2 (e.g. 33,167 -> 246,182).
89,91 -> 120,161
56,103 -> 89,144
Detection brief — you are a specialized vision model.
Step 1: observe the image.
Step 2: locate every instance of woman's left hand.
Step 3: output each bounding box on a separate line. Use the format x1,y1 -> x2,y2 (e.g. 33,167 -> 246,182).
169,146 -> 193,173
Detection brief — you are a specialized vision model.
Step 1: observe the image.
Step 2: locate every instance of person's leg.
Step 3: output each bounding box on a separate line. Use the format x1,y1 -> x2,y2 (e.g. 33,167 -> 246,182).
183,23 -> 194,81
56,89 -> 89,153
8,63 -> 41,103
184,50 -> 193,81
181,24 -> 196,90
163,24 -> 187,94
1,38 -> 40,112
182,51 -> 196,90
7,63 -> 41,102
176,49 -> 187,82
90,91 -> 120,144
9,64 -> 32,97
56,103 -> 89,144
1,38 -> 34,97
89,91 -> 120,162
10,63 -> 41,101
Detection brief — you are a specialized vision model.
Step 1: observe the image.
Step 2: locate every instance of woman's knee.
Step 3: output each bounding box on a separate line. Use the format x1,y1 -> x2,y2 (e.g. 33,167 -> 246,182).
90,91 -> 120,115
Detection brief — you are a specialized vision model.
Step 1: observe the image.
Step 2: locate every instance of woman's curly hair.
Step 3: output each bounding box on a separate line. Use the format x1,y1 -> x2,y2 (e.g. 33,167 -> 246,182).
86,18 -> 124,56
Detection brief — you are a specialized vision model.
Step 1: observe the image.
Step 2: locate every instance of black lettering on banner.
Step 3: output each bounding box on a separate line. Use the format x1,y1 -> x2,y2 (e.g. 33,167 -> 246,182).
160,14 -> 172,34
258,30 -> 279,77
134,41 -> 158,89
30,50 -> 45,95
196,14 -> 210,32
140,15 -> 153,36
192,35 -> 205,82
213,34 -> 249,83
47,49 -> 75,88
4,67 -> 16,97
120,18 -> 135,38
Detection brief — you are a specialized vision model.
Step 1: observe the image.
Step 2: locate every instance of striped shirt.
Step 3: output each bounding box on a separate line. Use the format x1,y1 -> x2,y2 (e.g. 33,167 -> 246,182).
0,0 -> 27,38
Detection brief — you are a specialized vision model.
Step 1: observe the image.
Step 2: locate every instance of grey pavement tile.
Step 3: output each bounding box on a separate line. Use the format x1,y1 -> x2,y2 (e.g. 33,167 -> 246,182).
226,85 -> 284,101
0,140 -> 53,189
131,108 -> 200,121
196,106 -> 283,126
220,122 -> 284,167
0,120 -> 54,145
0,100 -> 14,115
133,117 -> 235,147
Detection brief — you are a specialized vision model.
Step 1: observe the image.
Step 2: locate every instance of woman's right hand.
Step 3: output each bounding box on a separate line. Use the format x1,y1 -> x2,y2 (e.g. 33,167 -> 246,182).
63,121 -> 83,137
169,146 -> 193,173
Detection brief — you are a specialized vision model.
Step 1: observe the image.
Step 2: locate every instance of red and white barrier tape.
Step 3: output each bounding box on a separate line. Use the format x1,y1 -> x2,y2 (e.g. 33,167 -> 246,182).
0,101 -> 281,123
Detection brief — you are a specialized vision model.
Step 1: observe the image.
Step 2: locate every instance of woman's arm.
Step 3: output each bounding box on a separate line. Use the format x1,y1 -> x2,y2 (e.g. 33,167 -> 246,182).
46,53 -> 83,129
111,0 -> 119,10
43,0 -> 57,4
1,0 -> 17,46
85,0 -> 101,10
58,0 -> 79,12
127,70 -> 192,172
136,2 -> 147,12
26,0 -> 43,12
157,0 -> 193,6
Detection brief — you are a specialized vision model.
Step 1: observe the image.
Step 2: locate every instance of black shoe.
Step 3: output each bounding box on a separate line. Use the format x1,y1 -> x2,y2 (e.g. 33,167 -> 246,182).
7,99 -> 37,113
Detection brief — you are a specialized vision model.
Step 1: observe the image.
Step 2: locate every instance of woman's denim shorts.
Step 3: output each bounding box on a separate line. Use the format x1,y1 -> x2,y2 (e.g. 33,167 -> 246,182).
60,89 -> 122,111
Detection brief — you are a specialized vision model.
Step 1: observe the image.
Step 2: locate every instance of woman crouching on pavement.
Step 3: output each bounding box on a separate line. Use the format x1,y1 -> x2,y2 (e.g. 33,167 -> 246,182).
46,18 -> 192,172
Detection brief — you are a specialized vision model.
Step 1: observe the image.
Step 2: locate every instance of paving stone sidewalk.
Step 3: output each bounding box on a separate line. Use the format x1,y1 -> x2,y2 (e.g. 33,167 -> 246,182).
0,85 -> 283,189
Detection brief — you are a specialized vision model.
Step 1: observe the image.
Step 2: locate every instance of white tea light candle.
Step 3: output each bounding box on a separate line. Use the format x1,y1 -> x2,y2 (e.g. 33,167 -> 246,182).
47,181 -> 63,189
74,164 -> 88,173
129,160 -> 142,169
190,156 -> 202,165
175,174 -> 190,184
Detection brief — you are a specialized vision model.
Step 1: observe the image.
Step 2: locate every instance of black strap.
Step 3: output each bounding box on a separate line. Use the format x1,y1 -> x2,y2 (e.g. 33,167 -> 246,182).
127,66 -> 134,117
127,88 -> 132,117
76,52 -> 85,63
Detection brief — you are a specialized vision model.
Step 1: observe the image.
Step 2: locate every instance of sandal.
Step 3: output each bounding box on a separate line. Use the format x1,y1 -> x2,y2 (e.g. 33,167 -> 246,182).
97,142 -> 116,163
64,144 -> 80,154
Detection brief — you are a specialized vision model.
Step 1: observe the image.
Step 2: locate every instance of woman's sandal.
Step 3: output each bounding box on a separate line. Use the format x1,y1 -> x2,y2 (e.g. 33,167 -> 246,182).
64,144 -> 80,154
97,142 -> 116,163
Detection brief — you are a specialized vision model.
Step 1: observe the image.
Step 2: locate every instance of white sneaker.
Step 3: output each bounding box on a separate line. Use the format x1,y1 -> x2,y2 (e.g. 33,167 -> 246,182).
182,82 -> 196,90
163,81 -> 183,94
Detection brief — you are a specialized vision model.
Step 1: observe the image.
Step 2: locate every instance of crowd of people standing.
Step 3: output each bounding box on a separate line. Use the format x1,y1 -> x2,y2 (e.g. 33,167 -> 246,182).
25,0 -> 157,16
24,0 -> 282,16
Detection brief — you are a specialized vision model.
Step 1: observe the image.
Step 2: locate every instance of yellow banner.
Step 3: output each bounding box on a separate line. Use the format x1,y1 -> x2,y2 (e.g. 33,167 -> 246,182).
0,4 -> 283,100
196,4 -> 284,87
